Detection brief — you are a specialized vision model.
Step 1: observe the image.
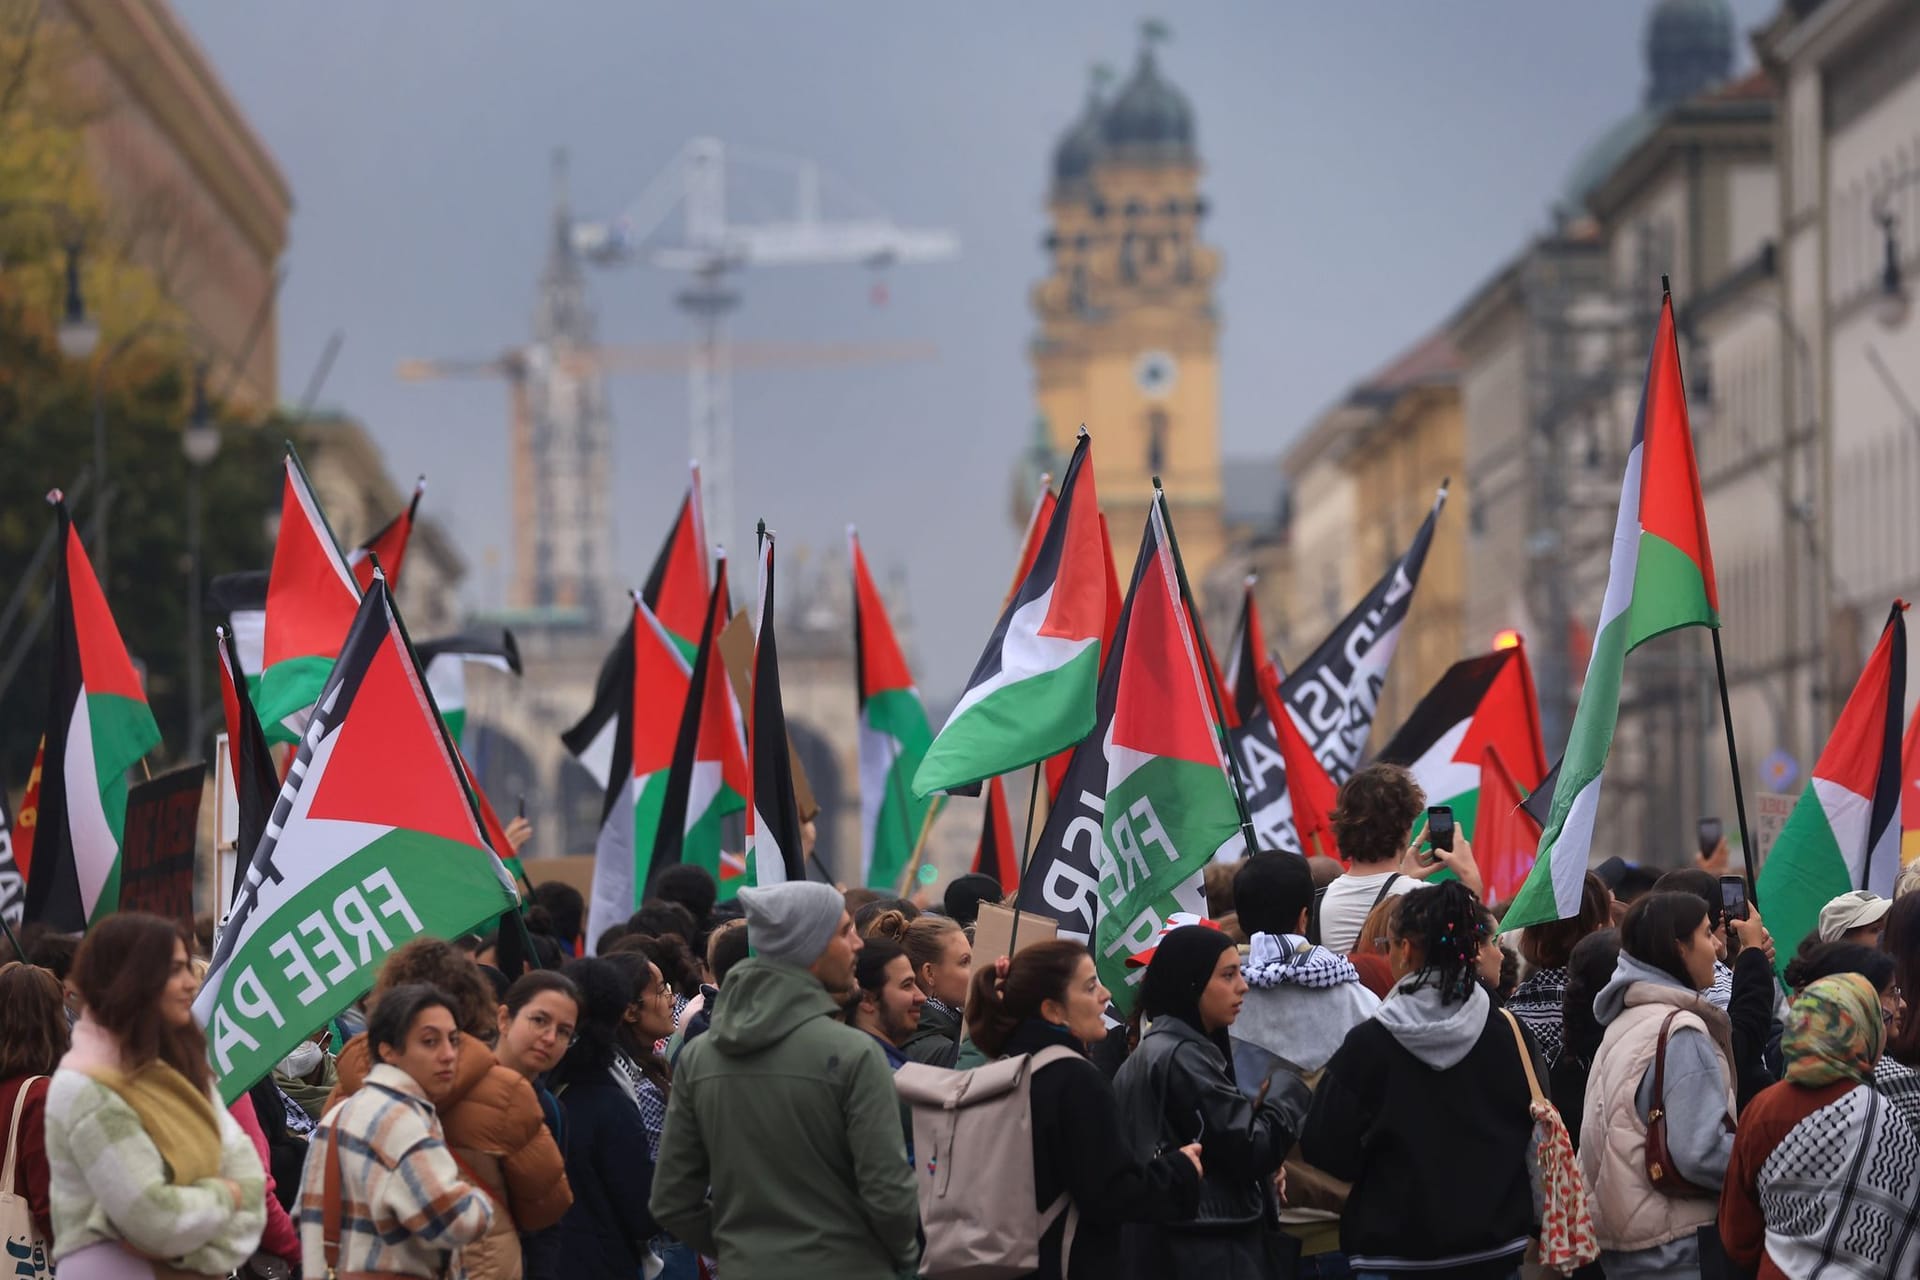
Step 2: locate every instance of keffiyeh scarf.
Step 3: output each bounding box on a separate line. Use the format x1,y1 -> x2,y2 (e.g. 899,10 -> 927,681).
1243,932 -> 1360,990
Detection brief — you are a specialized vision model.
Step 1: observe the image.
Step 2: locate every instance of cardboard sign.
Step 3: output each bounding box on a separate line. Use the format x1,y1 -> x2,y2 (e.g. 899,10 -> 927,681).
971,900 -> 1058,965
1754,790 -> 1800,865
120,764 -> 205,924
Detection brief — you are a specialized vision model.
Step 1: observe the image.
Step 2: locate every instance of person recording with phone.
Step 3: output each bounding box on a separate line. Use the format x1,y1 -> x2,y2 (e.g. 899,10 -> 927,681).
1654,867 -> 1777,1109
1313,766 -> 1484,955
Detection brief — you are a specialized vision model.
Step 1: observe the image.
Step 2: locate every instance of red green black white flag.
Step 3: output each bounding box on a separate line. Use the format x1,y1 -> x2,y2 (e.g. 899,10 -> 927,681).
851,528 -> 936,890
196,569 -> 519,1102
747,530 -> 808,885
346,476 -> 424,592
257,449 -> 361,741
916,430 -> 1107,796
21,494 -> 162,930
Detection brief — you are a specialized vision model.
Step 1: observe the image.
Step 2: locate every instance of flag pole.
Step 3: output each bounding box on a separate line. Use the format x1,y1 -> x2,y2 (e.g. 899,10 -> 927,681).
0,910 -> 22,964
893,794 -> 945,899
1709,630 -> 1760,906
1005,761 -> 1045,956
1154,480 -> 1259,852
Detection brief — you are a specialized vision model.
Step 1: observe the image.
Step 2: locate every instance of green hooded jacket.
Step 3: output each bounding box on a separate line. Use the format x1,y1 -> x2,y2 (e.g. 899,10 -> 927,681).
650,957 -> 920,1279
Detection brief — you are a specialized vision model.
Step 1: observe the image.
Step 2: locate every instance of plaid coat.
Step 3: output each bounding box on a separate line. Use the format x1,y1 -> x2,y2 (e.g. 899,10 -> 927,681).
298,1064 -> 493,1278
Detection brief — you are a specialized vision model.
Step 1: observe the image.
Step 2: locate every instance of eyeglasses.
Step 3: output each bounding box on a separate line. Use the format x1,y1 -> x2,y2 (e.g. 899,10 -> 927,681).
655,981 -> 675,1000
520,1009 -> 579,1046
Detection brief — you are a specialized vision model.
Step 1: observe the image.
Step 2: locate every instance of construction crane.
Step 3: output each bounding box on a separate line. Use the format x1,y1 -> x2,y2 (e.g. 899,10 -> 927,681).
570,136 -> 958,551
397,338 -> 937,610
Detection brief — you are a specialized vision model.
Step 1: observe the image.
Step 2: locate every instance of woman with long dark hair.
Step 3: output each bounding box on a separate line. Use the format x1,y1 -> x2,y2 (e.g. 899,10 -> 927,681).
44,913 -> 266,1279
0,962 -> 72,1256
1581,891 -> 1737,1279
1300,879 -> 1542,1278
1114,925 -> 1308,1279
967,940 -> 1203,1280
552,957 -> 662,1278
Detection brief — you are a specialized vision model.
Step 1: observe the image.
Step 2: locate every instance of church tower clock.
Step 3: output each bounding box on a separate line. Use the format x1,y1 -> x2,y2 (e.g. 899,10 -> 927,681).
1029,22 -> 1223,572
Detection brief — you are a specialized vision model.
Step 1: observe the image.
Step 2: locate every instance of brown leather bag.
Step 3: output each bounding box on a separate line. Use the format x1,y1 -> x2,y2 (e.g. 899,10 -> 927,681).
319,1123 -> 443,1280
1643,1010 -> 1717,1198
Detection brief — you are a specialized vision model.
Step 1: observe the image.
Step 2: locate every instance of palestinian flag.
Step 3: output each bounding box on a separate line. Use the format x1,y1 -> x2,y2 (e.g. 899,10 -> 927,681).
747,531 -> 808,885
1758,602 -> 1906,966
1504,289 -> 1720,930
1006,477 -> 1054,609
1045,510 -> 1124,803
585,599 -> 691,948
196,570 -> 519,1102
1902,698 -> 1920,867
257,450 -> 361,741
217,626 -> 280,905
1098,497 -> 1245,1010
652,558 -> 750,900
972,774 -> 1017,889
851,529 -> 935,890
346,476 -> 424,592
207,570 -> 269,683
916,430 -> 1106,796
1225,577 -> 1272,726
562,613 -> 636,792
1374,643 -> 1549,847
1472,746 -> 1542,906
22,496 -> 162,930
417,630 -> 522,745
642,465 -> 712,659
1261,662 -> 1337,860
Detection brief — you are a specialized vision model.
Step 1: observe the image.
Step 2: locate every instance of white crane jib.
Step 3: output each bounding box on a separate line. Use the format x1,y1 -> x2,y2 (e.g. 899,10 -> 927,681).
571,136 -> 958,552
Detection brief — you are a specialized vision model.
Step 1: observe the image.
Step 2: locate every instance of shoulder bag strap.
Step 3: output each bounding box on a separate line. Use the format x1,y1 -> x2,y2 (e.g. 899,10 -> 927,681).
1370,873 -> 1402,911
321,1122 -> 345,1279
1498,1009 -> 1545,1106
0,1075 -> 44,1192
1649,1010 -> 1684,1123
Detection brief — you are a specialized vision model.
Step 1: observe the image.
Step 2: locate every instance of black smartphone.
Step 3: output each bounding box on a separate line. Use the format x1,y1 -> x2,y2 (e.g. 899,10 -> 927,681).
1719,874 -> 1750,923
1427,805 -> 1455,854
517,793 -> 527,821
1698,816 -> 1723,856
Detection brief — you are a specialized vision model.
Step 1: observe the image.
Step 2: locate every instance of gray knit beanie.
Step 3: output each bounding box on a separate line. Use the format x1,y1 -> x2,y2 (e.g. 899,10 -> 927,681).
737,882 -> 846,968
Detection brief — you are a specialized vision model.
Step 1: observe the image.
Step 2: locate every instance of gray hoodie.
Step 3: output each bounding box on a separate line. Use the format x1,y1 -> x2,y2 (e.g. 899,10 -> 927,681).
1372,974 -> 1491,1070
1590,953 -> 1736,1279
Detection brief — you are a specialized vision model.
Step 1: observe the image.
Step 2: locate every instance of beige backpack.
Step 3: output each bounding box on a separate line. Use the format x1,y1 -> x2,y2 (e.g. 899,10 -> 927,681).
895,1047 -> 1081,1279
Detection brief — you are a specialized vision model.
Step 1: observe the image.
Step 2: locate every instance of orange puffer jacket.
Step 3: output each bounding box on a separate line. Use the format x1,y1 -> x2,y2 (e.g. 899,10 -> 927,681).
327,1033 -> 572,1280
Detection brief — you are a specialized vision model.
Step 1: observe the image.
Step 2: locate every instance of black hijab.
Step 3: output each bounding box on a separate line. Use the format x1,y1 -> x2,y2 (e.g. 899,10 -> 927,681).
1138,924 -> 1240,1076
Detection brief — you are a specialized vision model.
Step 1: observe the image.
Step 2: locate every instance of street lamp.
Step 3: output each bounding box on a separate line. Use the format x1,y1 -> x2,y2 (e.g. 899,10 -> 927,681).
56,243 -> 98,359
182,363 -> 220,752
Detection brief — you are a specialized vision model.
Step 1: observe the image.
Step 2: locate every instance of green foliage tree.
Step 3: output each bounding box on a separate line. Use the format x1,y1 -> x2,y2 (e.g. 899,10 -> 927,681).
0,307 -> 283,782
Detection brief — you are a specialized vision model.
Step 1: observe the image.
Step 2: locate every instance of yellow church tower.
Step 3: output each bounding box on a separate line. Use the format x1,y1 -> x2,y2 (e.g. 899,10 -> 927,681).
1028,23 -> 1223,571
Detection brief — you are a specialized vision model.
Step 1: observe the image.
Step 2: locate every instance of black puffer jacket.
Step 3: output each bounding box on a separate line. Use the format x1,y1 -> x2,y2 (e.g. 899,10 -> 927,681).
1113,1017 -> 1309,1280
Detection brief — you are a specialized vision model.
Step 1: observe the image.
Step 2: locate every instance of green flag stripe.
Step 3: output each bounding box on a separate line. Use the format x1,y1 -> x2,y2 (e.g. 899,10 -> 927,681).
204,828 -> 512,1102
914,646 -> 1100,796
1626,531 -> 1719,649
1756,785 -> 1858,976
257,654 -> 337,730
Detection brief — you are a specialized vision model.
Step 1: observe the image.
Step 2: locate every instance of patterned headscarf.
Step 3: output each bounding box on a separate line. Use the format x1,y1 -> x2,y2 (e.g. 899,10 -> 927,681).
1784,973 -> 1886,1087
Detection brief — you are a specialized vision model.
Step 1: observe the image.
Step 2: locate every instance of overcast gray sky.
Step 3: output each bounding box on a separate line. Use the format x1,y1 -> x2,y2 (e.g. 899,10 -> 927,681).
174,0 -> 1771,700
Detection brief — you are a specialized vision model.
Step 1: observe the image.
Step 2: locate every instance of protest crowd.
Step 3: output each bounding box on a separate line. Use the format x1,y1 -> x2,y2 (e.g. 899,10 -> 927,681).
10,289 -> 1920,1280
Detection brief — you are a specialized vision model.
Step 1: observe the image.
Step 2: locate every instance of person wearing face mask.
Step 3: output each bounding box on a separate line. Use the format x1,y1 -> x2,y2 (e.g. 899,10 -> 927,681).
299,984 -> 494,1279
270,1029 -> 336,1127
650,881 -> 920,1279
44,914 -> 267,1280
1300,880 -> 1544,1279
1115,924 -> 1310,1280
1581,891 -> 1739,1280
967,939 -> 1204,1280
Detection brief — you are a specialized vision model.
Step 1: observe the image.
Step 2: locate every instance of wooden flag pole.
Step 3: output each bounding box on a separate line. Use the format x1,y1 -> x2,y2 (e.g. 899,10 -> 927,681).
1005,761 -> 1045,956
1154,480 -> 1259,853
1710,630 -> 1760,906
893,793 -> 946,899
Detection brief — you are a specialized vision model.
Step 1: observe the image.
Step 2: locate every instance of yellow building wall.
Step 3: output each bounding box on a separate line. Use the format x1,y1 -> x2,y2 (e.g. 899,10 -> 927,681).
1345,387 -> 1470,743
